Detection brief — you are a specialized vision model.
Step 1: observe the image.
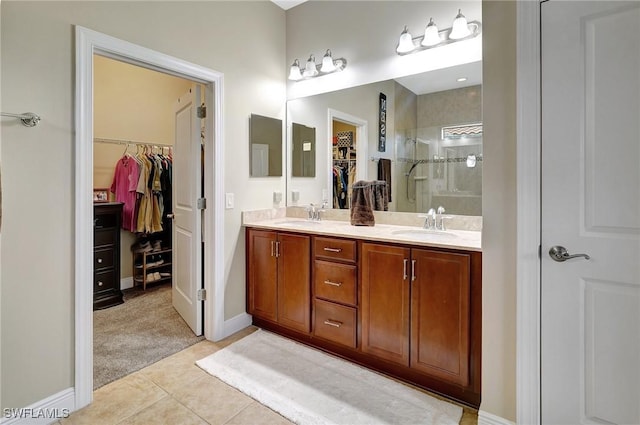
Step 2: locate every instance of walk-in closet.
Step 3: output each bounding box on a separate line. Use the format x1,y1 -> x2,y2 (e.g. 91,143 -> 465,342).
92,55 -> 204,389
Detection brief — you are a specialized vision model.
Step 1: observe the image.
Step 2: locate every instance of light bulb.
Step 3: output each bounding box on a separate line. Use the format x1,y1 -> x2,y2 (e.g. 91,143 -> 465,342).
396,26 -> 416,54
421,18 -> 441,47
320,49 -> 336,73
288,59 -> 302,81
303,54 -> 318,77
449,9 -> 471,40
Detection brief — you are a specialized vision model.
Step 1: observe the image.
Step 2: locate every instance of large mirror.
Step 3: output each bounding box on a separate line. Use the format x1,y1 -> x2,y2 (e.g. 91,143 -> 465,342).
250,113 -> 282,177
286,61 -> 482,215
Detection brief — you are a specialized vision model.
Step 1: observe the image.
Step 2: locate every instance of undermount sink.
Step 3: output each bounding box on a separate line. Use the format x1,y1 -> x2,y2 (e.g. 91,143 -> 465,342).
273,220 -> 321,226
391,229 -> 458,239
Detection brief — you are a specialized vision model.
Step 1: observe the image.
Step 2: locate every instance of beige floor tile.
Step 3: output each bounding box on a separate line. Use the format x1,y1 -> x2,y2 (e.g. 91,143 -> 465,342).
171,375 -> 253,424
138,351 -> 212,395
61,373 -> 166,425
119,396 -> 208,425
225,401 -> 293,425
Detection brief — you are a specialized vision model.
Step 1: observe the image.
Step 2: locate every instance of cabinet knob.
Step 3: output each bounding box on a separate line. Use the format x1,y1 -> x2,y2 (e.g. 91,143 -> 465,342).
97,258 -> 103,264
97,281 -> 104,287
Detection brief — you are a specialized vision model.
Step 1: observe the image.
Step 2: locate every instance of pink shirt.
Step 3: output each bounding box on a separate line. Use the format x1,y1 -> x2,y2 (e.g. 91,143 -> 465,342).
110,156 -> 140,232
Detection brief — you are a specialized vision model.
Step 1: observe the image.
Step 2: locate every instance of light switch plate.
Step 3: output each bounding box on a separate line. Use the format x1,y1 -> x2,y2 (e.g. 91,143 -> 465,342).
291,190 -> 300,203
273,191 -> 282,204
225,193 -> 234,209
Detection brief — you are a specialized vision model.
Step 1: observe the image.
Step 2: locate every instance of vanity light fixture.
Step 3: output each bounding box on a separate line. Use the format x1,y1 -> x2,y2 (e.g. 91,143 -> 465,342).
288,49 -> 347,81
395,9 -> 481,55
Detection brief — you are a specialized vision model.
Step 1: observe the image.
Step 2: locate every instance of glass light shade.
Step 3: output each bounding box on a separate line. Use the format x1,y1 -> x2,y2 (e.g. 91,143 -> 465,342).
421,18 -> 440,47
449,9 -> 471,40
396,26 -> 416,54
466,154 -> 477,168
288,59 -> 302,81
303,55 -> 318,77
321,50 -> 336,73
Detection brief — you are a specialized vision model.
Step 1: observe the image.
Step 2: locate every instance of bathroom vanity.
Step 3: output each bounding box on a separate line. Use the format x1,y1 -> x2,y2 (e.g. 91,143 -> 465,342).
245,215 -> 481,408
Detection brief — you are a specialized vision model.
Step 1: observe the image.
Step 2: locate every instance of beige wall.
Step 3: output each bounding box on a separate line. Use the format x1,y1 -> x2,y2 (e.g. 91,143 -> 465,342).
1,1 -> 285,410
481,0 -> 517,421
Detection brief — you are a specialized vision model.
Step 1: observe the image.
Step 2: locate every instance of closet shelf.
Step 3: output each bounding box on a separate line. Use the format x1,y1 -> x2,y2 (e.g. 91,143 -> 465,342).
135,262 -> 172,271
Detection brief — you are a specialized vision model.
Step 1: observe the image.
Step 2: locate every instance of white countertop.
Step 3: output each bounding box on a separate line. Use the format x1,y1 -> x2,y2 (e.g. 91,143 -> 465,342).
242,217 -> 481,252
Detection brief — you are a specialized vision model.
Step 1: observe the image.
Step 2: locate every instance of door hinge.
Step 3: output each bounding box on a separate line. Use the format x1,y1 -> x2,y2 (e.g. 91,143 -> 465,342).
197,198 -> 207,210
197,104 -> 206,119
197,288 -> 207,301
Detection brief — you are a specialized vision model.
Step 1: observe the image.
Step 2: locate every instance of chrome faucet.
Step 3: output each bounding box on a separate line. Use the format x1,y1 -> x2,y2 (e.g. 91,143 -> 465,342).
436,206 -> 447,230
307,203 -> 324,221
423,208 -> 436,230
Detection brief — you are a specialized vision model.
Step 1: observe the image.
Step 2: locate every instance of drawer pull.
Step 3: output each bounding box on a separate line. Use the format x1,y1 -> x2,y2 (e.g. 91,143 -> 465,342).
97,258 -> 103,264
97,281 -> 104,287
324,280 -> 342,287
323,319 -> 342,328
323,247 -> 342,253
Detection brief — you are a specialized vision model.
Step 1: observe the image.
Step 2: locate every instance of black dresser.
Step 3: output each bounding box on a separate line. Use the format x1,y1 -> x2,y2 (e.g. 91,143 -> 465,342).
93,202 -> 124,310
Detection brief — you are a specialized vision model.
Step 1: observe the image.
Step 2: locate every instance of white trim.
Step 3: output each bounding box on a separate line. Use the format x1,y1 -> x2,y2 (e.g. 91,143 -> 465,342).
0,388 -> 74,425
478,410 -> 516,425
223,312 -> 253,338
516,2 -> 541,425
74,26 -> 225,411
326,108 -> 368,208
120,276 -> 134,290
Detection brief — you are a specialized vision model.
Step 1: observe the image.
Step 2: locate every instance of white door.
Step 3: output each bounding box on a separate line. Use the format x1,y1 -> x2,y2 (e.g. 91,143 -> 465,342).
542,2 -> 640,424
173,85 -> 203,336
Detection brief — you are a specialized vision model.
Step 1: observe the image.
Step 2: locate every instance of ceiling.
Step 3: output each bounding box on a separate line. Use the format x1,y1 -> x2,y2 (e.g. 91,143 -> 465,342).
394,61 -> 482,95
271,0 -> 307,10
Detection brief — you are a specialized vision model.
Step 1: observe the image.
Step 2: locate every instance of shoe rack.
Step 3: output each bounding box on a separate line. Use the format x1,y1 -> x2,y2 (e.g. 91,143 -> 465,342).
132,248 -> 172,290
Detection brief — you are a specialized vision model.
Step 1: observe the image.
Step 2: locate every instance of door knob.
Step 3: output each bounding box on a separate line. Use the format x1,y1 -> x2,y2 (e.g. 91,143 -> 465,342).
549,245 -> 590,262
167,213 -> 175,220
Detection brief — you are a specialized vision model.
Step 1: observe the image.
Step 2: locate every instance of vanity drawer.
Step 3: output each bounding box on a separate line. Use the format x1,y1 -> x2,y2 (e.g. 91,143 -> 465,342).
314,237 -> 356,263
313,299 -> 356,348
94,247 -> 115,270
314,260 -> 357,306
94,269 -> 116,293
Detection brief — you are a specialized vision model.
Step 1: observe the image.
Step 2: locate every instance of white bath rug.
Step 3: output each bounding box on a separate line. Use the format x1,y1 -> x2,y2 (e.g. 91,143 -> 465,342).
196,329 -> 462,425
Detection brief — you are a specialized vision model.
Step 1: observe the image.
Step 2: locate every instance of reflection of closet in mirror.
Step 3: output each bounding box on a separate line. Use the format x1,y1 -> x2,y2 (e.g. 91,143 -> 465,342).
291,123 -> 316,177
332,120 -> 357,209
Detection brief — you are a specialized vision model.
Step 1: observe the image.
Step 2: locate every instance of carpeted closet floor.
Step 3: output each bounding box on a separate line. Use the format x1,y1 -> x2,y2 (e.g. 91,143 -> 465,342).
93,283 -> 205,389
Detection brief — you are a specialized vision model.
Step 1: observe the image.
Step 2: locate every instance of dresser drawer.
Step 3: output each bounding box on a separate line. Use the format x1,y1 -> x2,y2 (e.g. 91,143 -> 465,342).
314,260 -> 357,306
94,214 -> 117,229
94,247 -> 115,270
95,229 -> 116,247
94,269 -> 116,293
313,299 -> 356,348
314,237 -> 356,263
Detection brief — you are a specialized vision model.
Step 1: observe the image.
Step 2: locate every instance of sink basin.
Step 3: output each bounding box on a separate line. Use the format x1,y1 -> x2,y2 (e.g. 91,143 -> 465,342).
273,220 -> 321,226
391,229 -> 458,239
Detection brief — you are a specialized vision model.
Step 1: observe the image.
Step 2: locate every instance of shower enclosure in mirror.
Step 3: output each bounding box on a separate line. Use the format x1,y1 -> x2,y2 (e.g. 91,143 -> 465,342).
286,62 -> 482,216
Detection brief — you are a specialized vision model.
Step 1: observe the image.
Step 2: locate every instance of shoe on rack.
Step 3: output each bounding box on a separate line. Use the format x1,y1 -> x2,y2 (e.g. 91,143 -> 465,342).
152,240 -> 162,251
153,272 -> 161,281
159,272 -> 171,278
146,273 -> 156,282
132,241 -> 152,253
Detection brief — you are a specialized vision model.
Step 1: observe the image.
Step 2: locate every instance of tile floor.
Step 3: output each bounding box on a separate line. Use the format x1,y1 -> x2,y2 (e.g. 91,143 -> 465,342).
59,326 -> 478,425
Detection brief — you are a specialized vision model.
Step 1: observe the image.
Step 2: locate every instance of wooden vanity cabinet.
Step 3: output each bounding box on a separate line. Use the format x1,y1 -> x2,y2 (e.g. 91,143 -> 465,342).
247,229 -> 311,333
361,242 -> 475,389
312,236 -> 358,348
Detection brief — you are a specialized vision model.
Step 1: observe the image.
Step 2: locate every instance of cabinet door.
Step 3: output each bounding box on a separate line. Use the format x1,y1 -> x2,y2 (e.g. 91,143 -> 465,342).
247,229 -> 278,322
361,242 -> 411,366
277,233 -> 311,333
411,249 -> 471,386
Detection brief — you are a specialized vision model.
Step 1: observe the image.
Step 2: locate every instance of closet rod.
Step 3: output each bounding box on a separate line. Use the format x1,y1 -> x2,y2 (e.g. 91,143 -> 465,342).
1,112 -> 41,127
94,137 -> 172,148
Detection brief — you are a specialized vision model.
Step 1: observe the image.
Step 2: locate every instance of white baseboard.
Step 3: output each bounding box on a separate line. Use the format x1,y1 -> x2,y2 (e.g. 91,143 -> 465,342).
121,276 -> 134,290
1,388 -> 75,425
223,312 -> 252,338
478,410 -> 516,425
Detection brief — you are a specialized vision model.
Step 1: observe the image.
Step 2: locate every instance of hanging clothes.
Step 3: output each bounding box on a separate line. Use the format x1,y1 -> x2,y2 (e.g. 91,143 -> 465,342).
110,154 -> 140,232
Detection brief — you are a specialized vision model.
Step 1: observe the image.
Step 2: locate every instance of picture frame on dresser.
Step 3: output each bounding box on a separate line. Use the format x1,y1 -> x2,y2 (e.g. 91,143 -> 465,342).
93,188 -> 109,203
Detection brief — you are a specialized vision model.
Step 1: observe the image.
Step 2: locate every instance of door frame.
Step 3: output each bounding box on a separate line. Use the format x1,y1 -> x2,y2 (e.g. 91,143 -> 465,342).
74,26 -> 225,410
327,108 -> 368,208
516,2 -> 541,424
